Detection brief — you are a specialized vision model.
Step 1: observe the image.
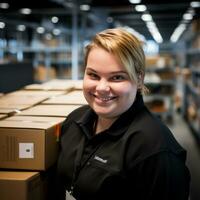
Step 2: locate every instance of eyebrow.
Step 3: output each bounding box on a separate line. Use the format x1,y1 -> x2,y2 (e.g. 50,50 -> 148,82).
86,67 -> 127,75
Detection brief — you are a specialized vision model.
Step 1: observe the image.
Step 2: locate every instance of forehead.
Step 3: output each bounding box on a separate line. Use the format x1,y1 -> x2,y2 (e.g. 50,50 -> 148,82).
86,47 -> 126,72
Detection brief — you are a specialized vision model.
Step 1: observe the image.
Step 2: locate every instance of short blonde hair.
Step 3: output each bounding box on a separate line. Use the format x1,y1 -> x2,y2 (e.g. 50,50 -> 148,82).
84,28 -> 148,94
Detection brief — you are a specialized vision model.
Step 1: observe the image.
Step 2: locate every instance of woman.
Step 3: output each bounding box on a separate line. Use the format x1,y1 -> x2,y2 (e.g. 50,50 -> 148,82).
55,28 -> 190,200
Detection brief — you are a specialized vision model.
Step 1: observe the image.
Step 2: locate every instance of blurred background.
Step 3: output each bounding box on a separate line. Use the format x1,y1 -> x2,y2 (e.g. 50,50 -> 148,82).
0,1 -> 200,200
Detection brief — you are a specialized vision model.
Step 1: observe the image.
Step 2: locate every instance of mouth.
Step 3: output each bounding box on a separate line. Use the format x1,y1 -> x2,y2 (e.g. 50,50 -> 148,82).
92,93 -> 117,103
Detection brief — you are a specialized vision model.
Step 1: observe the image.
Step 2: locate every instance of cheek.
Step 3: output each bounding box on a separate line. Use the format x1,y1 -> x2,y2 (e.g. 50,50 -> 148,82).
83,79 -> 94,90
83,78 -> 97,97
120,85 -> 138,105
117,84 -> 137,96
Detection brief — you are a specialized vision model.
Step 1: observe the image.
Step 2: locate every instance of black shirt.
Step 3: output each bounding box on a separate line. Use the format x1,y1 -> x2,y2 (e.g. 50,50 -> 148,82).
55,93 -> 190,200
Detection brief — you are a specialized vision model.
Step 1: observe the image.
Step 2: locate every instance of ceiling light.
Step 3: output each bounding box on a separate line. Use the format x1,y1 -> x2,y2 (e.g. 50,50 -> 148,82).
135,5 -> 147,12
53,28 -> 61,36
45,33 -> 53,40
146,21 -> 156,29
0,3 -> 9,9
170,24 -> 186,43
183,13 -> 193,21
190,1 -> 200,8
129,0 -> 141,4
17,25 -> 26,31
20,8 -> 32,15
51,16 -> 59,24
141,14 -> 152,21
36,27 -> 45,34
80,4 -> 90,11
145,21 -> 163,43
0,22 -> 5,29
148,26 -> 163,43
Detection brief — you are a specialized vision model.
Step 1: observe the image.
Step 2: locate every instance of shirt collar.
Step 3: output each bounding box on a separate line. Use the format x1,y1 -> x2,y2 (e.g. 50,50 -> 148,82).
76,92 -> 145,138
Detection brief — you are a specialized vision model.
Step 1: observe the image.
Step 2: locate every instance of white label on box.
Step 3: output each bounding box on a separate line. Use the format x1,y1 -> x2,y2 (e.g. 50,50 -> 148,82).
19,143 -> 34,159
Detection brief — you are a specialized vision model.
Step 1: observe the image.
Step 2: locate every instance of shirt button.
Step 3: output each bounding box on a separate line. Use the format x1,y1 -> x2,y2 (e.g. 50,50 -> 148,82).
87,161 -> 90,165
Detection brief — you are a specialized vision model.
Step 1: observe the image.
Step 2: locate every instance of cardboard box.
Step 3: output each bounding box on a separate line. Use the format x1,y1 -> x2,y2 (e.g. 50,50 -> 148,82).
192,18 -> 200,34
0,114 -> 7,120
24,79 -> 74,91
70,80 -> 83,90
34,65 -> 57,83
0,171 -> 42,200
0,116 -> 65,170
42,90 -> 87,105
146,55 -> 173,68
6,90 -> 66,98
42,79 -> 80,91
0,95 -> 47,107
0,90 -> 66,116
0,105 -> 34,117
18,104 -> 81,117
0,105 -> 34,118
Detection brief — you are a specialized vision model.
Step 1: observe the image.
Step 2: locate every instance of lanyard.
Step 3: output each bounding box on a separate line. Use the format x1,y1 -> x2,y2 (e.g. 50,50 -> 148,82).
69,136 -> 103,195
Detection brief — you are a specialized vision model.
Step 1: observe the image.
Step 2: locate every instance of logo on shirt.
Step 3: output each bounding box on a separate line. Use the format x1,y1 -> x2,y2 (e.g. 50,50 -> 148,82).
94,155 -> 107,163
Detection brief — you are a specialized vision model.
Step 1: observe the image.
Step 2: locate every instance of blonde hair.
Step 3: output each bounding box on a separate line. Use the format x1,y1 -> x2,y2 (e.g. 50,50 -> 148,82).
84,28 -> 148,94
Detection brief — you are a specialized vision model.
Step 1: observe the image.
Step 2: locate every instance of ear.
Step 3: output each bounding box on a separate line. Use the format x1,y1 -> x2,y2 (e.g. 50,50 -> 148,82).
138,73 -> 142,81
137,72 -> 144,89
138,72 -> 144,82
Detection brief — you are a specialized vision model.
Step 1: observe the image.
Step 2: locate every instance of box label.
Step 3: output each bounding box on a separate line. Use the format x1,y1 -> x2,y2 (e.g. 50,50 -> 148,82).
19,143 -> 34,159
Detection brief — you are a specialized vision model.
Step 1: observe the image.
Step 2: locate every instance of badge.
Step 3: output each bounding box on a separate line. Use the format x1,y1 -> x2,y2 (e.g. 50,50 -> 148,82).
66,190 -> 76,200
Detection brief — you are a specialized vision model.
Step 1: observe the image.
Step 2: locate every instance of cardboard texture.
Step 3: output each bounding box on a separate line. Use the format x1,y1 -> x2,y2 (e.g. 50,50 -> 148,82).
0,95 -> 47,107
0,116 -> 65,170
24,79 -> 83,91
0,114 -> 7,120
42,90 -> 87,105
24,79 -> 74,91
18,104 -> 81,117
0,105 -> 32,116
69,80 -> 83,90
6,90 -> 67,98
0,171 -> 42,200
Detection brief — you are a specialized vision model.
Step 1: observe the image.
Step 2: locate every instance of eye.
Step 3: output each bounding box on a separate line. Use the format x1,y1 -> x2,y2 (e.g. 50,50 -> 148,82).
111,75 -> 126,81
87,72 -> 99,80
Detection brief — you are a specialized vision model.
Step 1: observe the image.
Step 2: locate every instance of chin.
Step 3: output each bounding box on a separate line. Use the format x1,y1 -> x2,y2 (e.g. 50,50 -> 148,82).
97,113 -> 115,119
95,109 -> 118,118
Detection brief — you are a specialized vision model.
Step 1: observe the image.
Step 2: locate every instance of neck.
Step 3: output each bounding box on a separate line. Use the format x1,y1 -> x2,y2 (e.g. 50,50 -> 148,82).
94,116 -> 117,134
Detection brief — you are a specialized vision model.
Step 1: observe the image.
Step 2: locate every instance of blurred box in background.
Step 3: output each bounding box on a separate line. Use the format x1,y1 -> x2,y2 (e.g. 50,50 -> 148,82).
42,90 -> 87,105
18,104 -> 81,117
0,114 -> 7,120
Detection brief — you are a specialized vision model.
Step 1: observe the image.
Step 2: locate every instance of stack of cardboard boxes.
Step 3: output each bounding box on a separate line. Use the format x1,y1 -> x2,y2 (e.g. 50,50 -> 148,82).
0,79 -> 86,200
144,54 -> 175,122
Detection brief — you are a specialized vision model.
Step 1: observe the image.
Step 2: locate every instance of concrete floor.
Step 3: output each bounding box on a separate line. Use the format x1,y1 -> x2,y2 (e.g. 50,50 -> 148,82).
168,113 -> 200,200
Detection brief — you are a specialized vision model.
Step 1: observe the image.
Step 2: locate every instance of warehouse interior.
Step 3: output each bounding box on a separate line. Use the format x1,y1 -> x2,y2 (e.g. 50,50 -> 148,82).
0,0 -> 200,200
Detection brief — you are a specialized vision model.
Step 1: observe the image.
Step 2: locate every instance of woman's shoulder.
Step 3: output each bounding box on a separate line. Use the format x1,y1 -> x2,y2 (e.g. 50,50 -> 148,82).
60,105 -> 90,136
63,104 -> 90,122
127,109 -> 186,159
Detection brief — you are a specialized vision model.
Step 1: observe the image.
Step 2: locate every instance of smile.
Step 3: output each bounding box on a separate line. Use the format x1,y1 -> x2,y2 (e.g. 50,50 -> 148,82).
92,94 -> 117,102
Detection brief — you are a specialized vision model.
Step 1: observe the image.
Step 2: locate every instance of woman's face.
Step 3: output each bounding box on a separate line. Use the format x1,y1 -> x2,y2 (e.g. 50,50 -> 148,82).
83,47 -> 138,119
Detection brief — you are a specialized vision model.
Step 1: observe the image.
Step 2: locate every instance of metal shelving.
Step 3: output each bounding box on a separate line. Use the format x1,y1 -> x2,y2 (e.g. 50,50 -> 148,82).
144,60 -> 175,122
183,31 -> 200,137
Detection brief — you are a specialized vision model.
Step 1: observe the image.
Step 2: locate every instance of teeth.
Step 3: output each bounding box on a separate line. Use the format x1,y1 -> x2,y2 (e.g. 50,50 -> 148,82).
91,93 -> 116,102
99,97 -> 113,101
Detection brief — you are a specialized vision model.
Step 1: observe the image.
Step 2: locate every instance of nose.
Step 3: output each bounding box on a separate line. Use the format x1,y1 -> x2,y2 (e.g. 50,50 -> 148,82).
96,79 -> 110,92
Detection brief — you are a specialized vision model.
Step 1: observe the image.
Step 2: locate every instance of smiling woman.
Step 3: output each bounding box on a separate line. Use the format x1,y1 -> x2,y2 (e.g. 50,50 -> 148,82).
55,28 -> 190,200
83,47 -> 138,127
